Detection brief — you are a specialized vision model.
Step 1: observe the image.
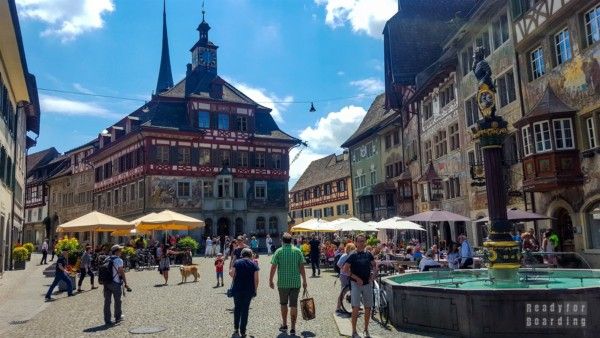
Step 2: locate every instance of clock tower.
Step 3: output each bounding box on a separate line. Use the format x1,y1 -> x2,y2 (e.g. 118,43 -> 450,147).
190,9 -> 218,73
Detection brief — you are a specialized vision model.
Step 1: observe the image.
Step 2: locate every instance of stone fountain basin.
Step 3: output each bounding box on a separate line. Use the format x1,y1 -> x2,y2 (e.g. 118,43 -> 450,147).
383,269 -> 600,337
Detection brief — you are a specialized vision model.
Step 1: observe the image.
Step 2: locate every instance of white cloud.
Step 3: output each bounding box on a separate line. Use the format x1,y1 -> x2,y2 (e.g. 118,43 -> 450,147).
16,0 -> 115,42
40,94 -> 121,119
73,83 -> 94,95
225,79 -> 293,123
315,0 -> 396,38
350,78 -> 384,95
289,105 -> 367,188
300,105 -> 367,151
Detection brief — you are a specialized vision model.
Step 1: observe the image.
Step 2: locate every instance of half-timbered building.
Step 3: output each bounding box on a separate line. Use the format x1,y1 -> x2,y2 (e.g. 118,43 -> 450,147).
289,153 -> 352,223
511,0 -> 600,266
87,7 -> 299,246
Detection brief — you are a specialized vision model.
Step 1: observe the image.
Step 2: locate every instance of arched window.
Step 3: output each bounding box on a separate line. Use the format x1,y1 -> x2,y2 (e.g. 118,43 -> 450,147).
235,218 -> 244,236
256,217 -> 266,235
269,216 -> 278,234
204,218 -> 213,237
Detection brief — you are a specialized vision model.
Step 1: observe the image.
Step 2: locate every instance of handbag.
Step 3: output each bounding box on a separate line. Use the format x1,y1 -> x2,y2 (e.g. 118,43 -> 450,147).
300,289 -> 316,320
226,285 -> 234,298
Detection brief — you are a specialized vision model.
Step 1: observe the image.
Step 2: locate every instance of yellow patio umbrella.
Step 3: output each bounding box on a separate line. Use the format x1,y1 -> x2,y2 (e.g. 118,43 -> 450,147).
57,211 -> 133,233
110,228 -> 150,237
135,210 -> 204,231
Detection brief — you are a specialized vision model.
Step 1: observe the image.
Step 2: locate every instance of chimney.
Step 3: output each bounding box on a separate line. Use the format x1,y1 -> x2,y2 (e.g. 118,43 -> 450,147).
343,150 -> 349,161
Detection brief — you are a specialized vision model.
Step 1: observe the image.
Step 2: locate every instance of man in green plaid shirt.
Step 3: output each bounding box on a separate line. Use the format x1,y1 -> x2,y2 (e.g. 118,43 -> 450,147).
270,233 -> 308,336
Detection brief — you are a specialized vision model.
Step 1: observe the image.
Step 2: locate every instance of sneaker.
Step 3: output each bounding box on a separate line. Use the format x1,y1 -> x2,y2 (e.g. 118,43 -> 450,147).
290,328 -> 296,336
318,270 -> 321,276
115,316 -> 124,323
104,321 -> 114,326
278,325 -> 287,333
44,296 -> 52,301
363,330 -> 371,338
351,332 -> 361,338
91,286 -> 98,290
77,289 -> 82,292
233,329 -> 239,337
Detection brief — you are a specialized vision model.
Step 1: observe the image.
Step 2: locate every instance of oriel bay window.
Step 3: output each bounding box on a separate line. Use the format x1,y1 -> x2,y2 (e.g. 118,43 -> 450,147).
217,177 -> 231,198
514,87 -> 583,191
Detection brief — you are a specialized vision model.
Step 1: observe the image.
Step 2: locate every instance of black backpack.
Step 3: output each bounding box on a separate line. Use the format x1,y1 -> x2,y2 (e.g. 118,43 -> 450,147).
333,253 -> 342,274
98,257 -> 116,285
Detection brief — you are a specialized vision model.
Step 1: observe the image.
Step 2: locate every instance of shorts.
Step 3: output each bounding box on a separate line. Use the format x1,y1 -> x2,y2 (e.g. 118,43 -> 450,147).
216,271 -> 223,279
350,281 -> 373,308
278,288 -> 300,308
339,275 -> 350,290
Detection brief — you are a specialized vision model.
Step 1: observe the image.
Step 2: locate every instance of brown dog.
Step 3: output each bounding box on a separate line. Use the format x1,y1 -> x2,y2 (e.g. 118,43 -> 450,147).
179,264 -> 199,283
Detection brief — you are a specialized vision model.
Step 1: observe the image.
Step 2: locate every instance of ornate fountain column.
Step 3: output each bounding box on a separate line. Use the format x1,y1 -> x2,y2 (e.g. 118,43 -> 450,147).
471,47 -> 521,281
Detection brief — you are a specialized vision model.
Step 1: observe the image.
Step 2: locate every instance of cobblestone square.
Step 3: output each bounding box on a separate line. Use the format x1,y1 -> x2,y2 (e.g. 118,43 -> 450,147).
2,255 -> 417,338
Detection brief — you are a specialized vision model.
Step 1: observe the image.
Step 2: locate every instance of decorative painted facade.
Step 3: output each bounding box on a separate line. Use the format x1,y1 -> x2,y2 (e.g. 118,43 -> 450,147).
511,0 -> 600,266
289,153 -> 353,223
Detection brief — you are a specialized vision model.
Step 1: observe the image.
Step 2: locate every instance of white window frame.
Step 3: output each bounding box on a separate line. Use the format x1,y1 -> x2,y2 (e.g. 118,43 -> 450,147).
254,181 -> 267,199
553,118 -> 575,150
522,126 -> 533,156
586,117 -> 597,149
554,28 -> 572,66
533,121 -> 552,152
530,47 -> 545,80
584,5 -> 600,46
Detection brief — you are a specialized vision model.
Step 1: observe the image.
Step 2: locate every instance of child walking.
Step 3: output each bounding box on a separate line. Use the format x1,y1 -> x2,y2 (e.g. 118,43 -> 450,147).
215,253 -> 224,287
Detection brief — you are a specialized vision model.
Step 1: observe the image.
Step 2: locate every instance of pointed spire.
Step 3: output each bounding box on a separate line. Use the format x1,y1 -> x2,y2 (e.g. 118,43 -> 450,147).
197,0 -> 211,44
156,0 -> 173,94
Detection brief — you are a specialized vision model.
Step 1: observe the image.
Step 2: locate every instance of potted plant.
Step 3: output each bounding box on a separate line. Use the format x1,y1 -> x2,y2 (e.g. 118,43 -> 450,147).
23,242 -> 35,261
12,246 -> 28,270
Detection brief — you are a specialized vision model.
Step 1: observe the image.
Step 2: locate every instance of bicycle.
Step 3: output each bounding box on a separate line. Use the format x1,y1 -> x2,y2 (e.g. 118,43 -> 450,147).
338,272 -> 390,327
371,272 -> 390,327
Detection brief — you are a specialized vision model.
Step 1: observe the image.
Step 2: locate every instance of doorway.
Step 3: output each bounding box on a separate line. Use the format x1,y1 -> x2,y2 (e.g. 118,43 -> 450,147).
552,208 -> 574,252
217,217 -> 230,238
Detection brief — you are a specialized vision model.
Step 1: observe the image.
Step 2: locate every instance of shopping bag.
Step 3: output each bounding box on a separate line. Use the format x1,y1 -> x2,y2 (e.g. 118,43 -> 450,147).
300,289 -> 316,320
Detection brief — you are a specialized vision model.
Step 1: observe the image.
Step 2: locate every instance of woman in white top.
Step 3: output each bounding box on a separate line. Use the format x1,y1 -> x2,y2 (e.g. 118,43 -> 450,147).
158,244 -> 174,285
447,244 -> 460,269
205,237 -> 213,257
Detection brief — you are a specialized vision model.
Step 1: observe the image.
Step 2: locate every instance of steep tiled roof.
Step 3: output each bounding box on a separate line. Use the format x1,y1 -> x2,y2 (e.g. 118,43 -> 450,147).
342,94 -> 397,148
290,154 -> 350,193
515,86 -> 576,127
384,0 -> 476,87
254,110 -> 300,143
26,147 -> 59,177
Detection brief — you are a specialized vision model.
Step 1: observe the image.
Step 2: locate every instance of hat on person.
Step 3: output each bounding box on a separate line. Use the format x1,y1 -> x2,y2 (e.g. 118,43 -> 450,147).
111,244 -> 123,253
217,252 -> 223,256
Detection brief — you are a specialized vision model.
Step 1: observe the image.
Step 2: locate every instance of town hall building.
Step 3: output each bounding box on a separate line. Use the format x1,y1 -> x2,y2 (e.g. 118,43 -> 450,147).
87,5 -> 300,244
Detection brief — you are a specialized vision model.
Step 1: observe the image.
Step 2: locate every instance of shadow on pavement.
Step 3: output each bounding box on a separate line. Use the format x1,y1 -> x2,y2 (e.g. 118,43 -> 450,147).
83,324 -> 113,333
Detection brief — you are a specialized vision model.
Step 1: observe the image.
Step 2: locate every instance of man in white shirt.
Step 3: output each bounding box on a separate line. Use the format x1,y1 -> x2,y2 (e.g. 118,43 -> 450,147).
419,250 -> 441,272
458,235 -> 473,269
104,245 -> 129,326
266,234 -> 273,255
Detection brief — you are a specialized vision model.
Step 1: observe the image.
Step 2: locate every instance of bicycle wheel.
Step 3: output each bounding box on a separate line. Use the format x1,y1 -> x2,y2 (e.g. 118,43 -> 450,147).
378,290 -> 389,327
339,285 -> 352,315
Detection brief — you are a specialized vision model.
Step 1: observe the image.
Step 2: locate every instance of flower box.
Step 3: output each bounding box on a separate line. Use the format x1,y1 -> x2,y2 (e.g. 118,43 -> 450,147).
13,260 -> 26,270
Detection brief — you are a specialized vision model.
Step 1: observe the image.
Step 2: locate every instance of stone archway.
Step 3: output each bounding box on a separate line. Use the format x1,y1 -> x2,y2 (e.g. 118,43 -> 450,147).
217,217 -> 230,238
552,208 -> 574,252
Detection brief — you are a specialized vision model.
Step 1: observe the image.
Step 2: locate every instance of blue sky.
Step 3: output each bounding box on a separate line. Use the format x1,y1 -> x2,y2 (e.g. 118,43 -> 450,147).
17,0 -> 396,185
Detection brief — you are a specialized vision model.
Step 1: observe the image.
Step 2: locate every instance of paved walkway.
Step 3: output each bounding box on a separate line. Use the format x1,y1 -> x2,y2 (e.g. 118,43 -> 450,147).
0,253 -> 53,336
2,255 -> 428,337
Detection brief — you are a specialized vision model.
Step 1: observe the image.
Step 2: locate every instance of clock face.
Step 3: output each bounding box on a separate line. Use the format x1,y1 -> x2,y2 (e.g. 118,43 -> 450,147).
477,87 -> 496,118
201,50 -> 214,66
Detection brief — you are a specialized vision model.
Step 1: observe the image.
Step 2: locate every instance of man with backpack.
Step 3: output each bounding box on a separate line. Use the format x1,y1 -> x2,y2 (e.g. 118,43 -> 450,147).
99,245 -> 130,326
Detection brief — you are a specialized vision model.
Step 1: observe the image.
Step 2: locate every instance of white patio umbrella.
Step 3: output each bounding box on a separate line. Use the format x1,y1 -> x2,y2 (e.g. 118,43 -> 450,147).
290,218 -> 337,233
375,217 -> 426,231
334,217 -> 379,232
